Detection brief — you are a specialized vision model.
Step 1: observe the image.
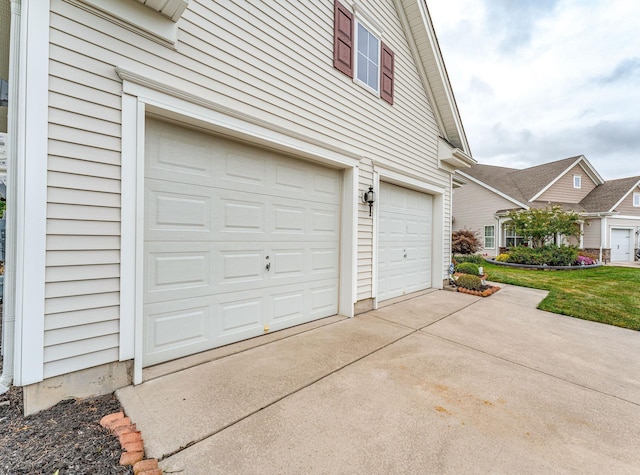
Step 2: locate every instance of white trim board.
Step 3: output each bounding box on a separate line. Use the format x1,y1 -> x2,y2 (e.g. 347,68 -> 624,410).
11,0 -> 50,386
119,72 -> 359,384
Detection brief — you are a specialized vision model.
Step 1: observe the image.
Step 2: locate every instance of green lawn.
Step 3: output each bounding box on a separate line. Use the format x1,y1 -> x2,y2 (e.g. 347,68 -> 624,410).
483,261 -> 640,331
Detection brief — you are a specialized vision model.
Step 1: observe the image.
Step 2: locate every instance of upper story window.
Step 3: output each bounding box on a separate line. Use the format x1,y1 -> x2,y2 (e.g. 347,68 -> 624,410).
573,175 -> 581,189
333,1 -> 395,104
356,22 -> 380,93
634,192 -> 640,207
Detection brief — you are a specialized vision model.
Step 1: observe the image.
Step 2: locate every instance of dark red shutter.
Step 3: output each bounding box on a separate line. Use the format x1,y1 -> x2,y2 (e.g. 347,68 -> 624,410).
333,0 -> 353,78
380,42 -> 394,105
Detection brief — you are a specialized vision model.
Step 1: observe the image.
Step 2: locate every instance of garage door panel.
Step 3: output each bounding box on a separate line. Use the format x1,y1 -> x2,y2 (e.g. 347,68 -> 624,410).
146,249 -> 211,295
144,301 -> 211,366
144,119 -> 341,365
310,207 -> 340,235
311,247 -> 340,275
217,296 -> 263,335
273,205 -> 306,234
269,279 -> 338,331
220,198 -> 266,234
146,131 -> 214,179
146,186 -> 212,234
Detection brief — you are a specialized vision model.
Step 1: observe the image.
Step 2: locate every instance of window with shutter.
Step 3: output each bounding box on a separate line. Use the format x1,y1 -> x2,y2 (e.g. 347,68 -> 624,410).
333,1 -> 395,105
334,1 -> 354,78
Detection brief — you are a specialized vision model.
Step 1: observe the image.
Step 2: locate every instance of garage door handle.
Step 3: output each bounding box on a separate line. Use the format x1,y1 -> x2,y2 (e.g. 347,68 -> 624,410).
266,262 -> 271,271
404,250 -> 407,258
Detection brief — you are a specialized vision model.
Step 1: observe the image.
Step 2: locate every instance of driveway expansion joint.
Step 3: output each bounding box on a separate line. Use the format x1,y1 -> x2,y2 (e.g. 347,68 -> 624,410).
156,329 -> 419,462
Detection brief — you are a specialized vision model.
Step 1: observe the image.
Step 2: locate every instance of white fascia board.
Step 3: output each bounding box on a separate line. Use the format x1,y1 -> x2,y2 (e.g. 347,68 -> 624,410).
392,0 -> 470,154
529,156 -> 584,202
14,0 -> 49,386
609,180 -> 640,213
609,215 -> 640,221
577,156 -> 605,185
456,171 -> 529,209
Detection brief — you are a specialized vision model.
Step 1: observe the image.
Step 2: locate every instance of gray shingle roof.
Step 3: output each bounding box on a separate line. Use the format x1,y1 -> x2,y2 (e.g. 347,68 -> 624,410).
460,156 -> 638,213
579,176 -> 640,212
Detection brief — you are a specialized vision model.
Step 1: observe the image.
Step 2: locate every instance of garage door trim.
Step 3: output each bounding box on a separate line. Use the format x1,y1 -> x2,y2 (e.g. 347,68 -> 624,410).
372,165 -> 446,308
120,85 -> 358,384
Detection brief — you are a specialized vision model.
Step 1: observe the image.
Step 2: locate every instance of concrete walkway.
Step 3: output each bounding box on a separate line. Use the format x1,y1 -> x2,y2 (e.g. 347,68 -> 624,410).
117,285 -> 640,474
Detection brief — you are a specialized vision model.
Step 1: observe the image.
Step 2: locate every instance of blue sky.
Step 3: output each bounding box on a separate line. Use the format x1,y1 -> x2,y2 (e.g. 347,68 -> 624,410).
428,0 -> 640,180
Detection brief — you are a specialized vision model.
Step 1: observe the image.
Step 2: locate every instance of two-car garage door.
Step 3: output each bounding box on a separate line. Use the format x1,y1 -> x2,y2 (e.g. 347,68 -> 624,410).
143,119 -> 341,366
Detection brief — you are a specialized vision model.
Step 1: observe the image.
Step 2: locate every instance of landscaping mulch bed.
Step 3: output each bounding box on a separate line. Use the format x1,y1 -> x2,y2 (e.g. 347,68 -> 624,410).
0,307 -> 130,475
0,385 -> 132,475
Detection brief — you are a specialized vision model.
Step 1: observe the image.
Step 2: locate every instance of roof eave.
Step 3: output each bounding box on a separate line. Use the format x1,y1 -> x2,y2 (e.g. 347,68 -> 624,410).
393,0 -> 471,155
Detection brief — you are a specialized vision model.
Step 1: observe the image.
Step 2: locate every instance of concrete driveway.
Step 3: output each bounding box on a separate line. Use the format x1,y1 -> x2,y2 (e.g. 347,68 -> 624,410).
117,284 -> 640,474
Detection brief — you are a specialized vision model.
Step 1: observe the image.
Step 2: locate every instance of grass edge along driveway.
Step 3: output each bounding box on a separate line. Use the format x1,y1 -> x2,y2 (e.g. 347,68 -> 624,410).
484,262 -> 640,331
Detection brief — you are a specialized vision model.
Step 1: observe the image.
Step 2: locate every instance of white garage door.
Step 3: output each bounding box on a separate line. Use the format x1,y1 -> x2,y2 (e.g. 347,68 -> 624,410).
611,228 -> 631,262
377,182 -> 432,302
143,119 -> 341,366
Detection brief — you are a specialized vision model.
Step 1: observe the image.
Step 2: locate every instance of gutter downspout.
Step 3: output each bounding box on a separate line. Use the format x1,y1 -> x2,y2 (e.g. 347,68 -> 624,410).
0,0 -> 21,394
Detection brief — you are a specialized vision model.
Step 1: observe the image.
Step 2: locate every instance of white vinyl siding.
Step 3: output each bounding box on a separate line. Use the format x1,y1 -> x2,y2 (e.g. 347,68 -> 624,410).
44,0 -> 453,376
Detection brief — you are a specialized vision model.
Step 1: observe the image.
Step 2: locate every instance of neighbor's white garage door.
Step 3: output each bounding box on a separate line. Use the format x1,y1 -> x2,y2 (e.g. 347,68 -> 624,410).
377,182 -> 432,302
611,228 -> 632,262
143,118 -> 341,366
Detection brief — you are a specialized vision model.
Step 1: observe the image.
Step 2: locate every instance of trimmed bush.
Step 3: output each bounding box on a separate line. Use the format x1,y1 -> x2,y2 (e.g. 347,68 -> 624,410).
506,245 -> 579,266
456,274 -> 482,291
456,262 -> 480,275
495,253 -> 510,262
453,254 -> 485,265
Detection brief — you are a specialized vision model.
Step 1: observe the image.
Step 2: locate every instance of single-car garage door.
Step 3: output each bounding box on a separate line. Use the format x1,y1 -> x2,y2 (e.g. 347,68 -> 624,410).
377,182 -> 432,302
611,228 -> 632,262
143,118 -> 341,366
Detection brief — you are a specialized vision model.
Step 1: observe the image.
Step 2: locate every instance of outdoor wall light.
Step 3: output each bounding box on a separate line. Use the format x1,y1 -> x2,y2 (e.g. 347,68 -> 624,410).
363,185 -> 375,217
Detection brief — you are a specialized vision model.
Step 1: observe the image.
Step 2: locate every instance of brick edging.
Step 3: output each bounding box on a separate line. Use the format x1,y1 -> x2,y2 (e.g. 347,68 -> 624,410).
100,411 -> 162,474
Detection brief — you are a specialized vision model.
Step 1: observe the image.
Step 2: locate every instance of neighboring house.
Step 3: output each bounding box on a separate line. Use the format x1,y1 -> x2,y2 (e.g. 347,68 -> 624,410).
0,0 -> 474,413
453,155 -> 640,262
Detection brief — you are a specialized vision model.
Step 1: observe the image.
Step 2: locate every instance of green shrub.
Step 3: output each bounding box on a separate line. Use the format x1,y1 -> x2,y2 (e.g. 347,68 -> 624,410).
456,274 -> 482,291
456,262 -> 480,275
453,254 -> 485,265
495,253 -> 510,262
506,245 -> 579,266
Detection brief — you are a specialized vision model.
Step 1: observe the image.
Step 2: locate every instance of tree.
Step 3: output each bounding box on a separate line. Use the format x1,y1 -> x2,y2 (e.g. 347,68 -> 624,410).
452,228 -> 482,254
504,205 -> 581,248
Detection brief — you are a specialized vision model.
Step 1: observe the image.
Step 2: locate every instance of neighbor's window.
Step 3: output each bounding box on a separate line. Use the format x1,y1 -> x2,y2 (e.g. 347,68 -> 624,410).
484,225 -> 495,249
634,192 -> 640,207
505,228 -> 524,248
573,175 -> 581,189
356,22 -> 379,93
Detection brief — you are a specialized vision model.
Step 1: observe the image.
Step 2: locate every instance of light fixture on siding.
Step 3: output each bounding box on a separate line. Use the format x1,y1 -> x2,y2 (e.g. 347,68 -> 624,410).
363,185 -> 375,217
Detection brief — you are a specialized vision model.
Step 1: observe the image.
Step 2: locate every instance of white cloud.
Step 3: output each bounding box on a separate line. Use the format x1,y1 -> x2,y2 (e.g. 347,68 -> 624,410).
428,0 -> 640,180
